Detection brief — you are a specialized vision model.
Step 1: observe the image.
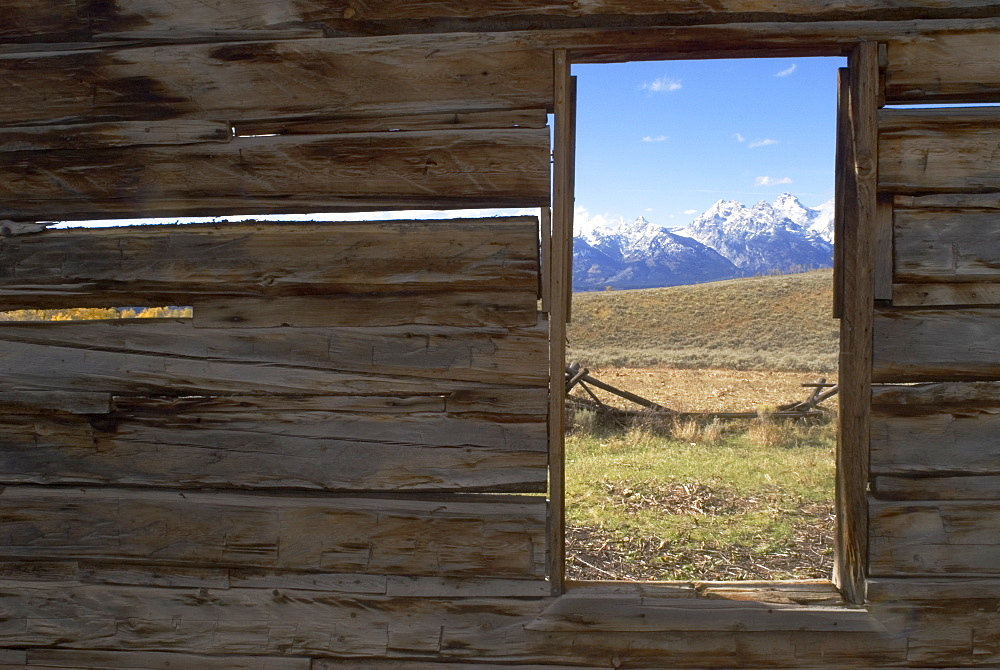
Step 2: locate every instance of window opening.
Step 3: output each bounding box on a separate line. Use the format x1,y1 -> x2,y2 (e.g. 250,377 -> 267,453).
563,56 -> 845,584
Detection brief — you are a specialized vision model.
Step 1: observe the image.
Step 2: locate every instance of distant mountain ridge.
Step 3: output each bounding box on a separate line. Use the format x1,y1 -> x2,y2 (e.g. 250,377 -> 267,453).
573,193 -> 833,291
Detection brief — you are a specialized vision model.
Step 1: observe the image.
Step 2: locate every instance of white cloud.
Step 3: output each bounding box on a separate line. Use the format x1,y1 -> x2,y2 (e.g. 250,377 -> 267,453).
574,206 -> 625,236
641,77 -> 682,93
642,135 -> 668,142
755,176 -> 793,187
749,138 -> 778,148
734,133 -> 746,143
776,64 -> 798,77
684,209 -> 698,215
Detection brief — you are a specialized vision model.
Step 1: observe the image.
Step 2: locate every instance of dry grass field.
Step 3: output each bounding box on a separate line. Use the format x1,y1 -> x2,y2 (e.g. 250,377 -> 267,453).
565,270 -> 839,582
568,268 -> 838,372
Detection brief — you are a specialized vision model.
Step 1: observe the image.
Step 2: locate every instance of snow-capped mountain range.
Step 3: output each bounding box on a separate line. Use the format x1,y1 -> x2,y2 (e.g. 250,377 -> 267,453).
573,193 -> 834,291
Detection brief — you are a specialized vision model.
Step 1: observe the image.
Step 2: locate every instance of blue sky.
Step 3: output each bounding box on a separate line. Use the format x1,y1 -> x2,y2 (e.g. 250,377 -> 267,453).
572,56 -> 845,233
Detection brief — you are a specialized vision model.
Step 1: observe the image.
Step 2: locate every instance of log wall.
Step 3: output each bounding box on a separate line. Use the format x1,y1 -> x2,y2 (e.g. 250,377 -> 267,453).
4,3 -> 1000,669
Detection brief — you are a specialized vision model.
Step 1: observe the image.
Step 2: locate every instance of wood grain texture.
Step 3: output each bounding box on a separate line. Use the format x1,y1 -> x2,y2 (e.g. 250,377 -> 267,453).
0,394 -> 547,492
526,594 -> 879,632
234,109 -> 549,139
0,319 -> 547,395
834,41 -> 878,607
0,582 -> 911,665
886,31 -> 1000,102
0,120 -> 231,153
0,487 -> 547,578
548,49 -> 572,594
0,130 -> 549,221
0,37 -> 551,126
0,218 -> 538,316
0,582 -> 544,658
893,283 -> 1000,306
895,208 -> 1000,283
5,0 -> 1000,42
870,498 -> 1000,576
874,475 -> 1000,500
879,107 -> 1000,194
873,308 -> 1000,381
23,650 -> 311,670
0,391 -> 110,414
872,381 -> 1000,476
192,293 -> 537,328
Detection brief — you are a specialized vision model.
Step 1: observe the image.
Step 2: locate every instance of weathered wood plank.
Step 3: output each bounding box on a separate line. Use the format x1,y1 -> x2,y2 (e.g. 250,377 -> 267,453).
0,130 -> 549,221
0,120 -> 231,153
872,382 -> 1000,475
0,397 -> 548,492
0,319 -> 548,394
26,650 -> 312,670
234,109 -> 549,138
875,475 -> 1000,500
0,218 -> 538,314
834,40 -> 878,607
0,391 -> 110,414
79,563 -> 231,590
193,292 -> 536,328
526,594 -> 879,632
893,283 -> 1000,306
0,487 -> 547,578
879,107 -> 1000,194
895,208 -> 1000,284
0,582 -> 908,666
870,498 -> 1000,575
886,31 -> 1000,103
873,308 -> 1000,381
0,38 -> 552,127
5,0 -> 1000,43
869,577 -> 1000,600
0,583 -> 546,658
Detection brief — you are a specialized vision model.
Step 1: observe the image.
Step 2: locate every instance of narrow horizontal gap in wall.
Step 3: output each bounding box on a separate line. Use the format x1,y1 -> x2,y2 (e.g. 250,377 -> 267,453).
883,102 -> 1000,108
50,208 -> 542,229
0,307 -> 193,322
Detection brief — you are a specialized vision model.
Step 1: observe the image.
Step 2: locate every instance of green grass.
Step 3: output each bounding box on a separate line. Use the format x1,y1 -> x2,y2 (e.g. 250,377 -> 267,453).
566,416 -> 836,581
569,269 -> 838,372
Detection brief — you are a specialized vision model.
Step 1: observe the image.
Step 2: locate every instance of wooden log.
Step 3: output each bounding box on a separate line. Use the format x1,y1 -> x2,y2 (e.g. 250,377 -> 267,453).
872,382 -> 1000,475
0,38 -> 552,127
0,398 -> 548,492
0,130 -> 550,221
0,582 -> 545,658
873,308 -> 1000,381
25,650 -> 311,670
525,594 -> 879,632
874,475 -> 1000,500
834,40 -> 878,607
234,109 -> 548,138
879,107 -> 1000,194
870,498 -> 1000,576
0,120 -> 231,153
0,217 -> 539,317
0,487 -> 547,578
869,577 -> 1000,601
5,0 -> 1000,43
892,283 -> 1000,306
885,31 -> 1000,103
894,207 -> 1000,284
193,292 -> 537,328
0,320 -> 548,395
0,391 -> 110,414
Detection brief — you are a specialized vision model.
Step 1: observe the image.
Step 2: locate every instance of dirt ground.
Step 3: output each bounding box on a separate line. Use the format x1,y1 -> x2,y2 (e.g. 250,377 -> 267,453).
566,366 -> 838,582
573,366 -> 838,414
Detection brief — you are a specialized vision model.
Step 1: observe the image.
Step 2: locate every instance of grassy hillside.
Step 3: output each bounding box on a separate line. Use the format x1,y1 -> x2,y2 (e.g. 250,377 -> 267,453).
568,269 -> 838,372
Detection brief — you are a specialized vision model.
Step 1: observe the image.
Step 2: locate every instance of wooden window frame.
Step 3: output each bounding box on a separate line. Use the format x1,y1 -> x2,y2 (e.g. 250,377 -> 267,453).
548,42 -> 881,608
